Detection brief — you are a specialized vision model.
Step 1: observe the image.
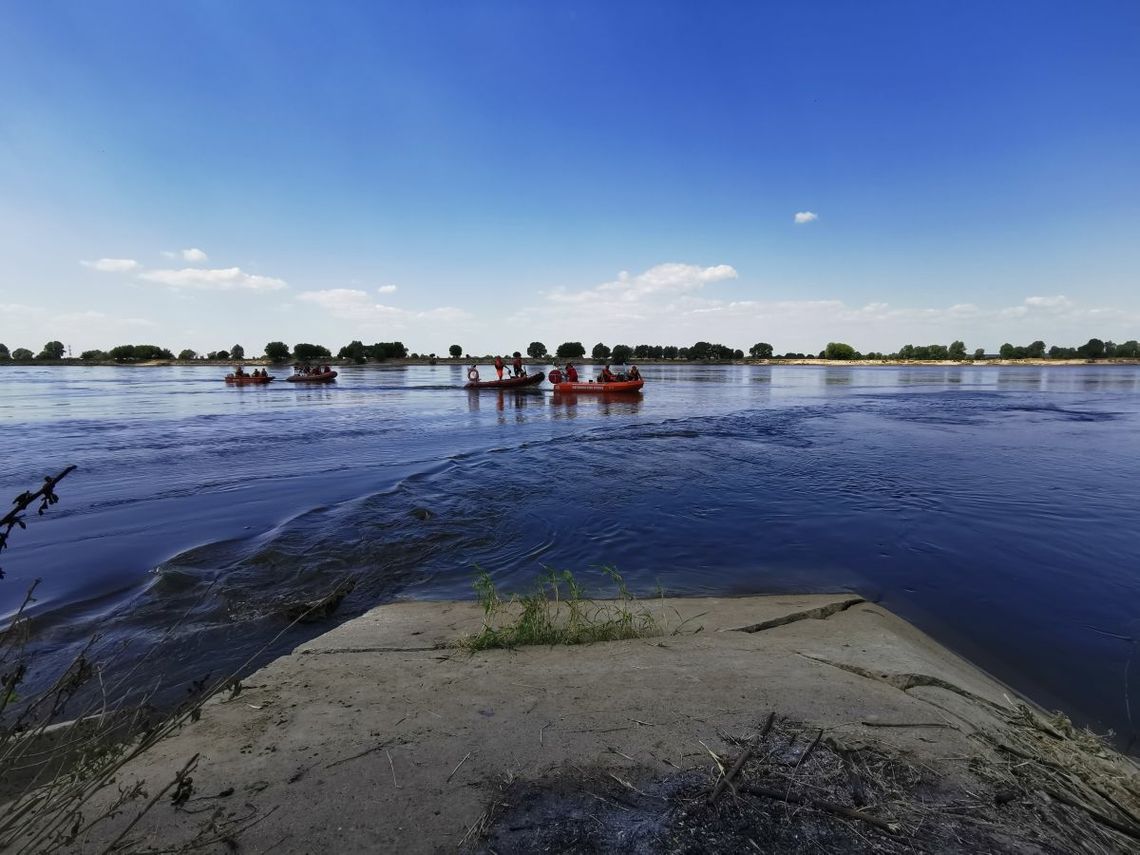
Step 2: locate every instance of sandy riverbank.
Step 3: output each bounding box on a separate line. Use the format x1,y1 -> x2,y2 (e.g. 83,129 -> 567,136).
30,595 -> 1140,853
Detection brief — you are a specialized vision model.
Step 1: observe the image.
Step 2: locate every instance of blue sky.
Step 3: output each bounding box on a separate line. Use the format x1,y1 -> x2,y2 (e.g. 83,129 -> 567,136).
2,1 -> 1138,356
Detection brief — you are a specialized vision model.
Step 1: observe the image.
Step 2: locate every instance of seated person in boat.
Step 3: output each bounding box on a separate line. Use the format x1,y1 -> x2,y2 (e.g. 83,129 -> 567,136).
233,365 -> 246,377
564,362 -> 579,382
493,354 -> 505,380
511,351 -> 525,377
628,365 -> 641,381
599,364 -> 616,382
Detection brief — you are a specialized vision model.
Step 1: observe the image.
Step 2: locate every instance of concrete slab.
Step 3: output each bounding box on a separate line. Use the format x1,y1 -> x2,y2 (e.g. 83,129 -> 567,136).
40,596 -> 1140,853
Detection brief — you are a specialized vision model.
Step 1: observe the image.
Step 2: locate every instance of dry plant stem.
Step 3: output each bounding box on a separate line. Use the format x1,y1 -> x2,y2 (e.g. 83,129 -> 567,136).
740,784 -> 898,833
98,753 -> 199,855
447,751 -> 472,784
793,729 -> 823,772
4,576 -> 355,853
1044,787 -> 1140,843
0,466 -> 76,579
709,711 -> 775,804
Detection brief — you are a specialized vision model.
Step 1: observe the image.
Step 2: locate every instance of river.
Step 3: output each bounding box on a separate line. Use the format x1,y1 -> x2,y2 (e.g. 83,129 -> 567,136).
1,363 -> 1138,749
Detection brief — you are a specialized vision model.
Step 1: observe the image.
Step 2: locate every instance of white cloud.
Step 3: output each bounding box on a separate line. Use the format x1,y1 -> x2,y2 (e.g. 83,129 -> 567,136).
794,211 -> 819,224
297,288 -> 467,328
162,248 -> 208,261
377,285 -> 398,294
139,266 -> 287,291
1024,295 -> 1072,310
81,258 -> 139,272
546,263 -> 738,307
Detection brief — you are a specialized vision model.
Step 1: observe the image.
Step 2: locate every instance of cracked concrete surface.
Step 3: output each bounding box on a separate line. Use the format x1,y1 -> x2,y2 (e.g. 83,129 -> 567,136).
52,595 -> 1134,853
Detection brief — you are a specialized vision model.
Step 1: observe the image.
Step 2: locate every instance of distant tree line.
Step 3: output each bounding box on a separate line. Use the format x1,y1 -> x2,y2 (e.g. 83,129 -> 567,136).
3,335 -> 1139,365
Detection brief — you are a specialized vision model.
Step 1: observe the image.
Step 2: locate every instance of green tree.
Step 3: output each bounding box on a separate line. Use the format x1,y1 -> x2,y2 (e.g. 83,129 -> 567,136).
1026,340 -> 1046,359
948,340 -> 967,360
37,340 -> 65,360
555,341 -> 585,359
109,345 -> 137,361
749,342 -> 774,358
1116,340 -> 1139,358
80,349 -> 105,360
662,345 -> 678,359
824,342 -> 856,360
611,344 -> 633,363
973,348 -> 986,360
526,341 -> 547,358
11,348 -> 33,360
230,344 -> 245,360
115,344 -> 173,360
293,343 -> 331,361
689,341 -> 714,360
0,343 -> 9,360
338,340 -> 368,363
999,343 -> 1015,359
1077,338 -> 1105,359
591,342 -> 611,360
369,341 -> 407,360
449,344 -> 462,358
264,341 -> 291,361
215,349 -> 231,360
178,349 -> 197,360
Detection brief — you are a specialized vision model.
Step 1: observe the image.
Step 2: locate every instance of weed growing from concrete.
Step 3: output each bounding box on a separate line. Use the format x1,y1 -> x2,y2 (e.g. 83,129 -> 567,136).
457,567 -> 663,651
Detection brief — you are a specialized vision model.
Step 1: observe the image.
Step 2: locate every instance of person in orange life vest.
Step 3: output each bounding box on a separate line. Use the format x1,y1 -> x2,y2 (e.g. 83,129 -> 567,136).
494,355 -> 505,379
628,365 -> 642,381
565,362 -> 579,382
511,351 -> 525,377
600,364 -> 616,382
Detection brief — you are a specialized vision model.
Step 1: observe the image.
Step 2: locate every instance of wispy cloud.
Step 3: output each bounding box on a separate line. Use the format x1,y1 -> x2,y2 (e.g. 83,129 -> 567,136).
545,263 -> 738,307
162,248 -> 208,262
81,258 -> 139,272
377,285 -> 398,294
793,211 -> 818,224
1024,295 -> 1073,310
139,267 -> 287,291
297,288 -> 466,327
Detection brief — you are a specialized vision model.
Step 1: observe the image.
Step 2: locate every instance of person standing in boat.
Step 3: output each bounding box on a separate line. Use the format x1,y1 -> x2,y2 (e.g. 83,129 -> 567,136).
494,354 -> 505,380
565,362 -> 579,382
511,351 -> 525,377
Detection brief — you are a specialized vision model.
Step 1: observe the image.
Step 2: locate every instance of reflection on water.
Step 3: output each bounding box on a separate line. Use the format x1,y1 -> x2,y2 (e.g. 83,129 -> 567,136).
1,363 -> 1139,749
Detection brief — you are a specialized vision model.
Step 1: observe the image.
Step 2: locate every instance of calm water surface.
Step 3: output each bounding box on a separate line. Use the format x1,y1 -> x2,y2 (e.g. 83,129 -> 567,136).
1,364 -> 1138,749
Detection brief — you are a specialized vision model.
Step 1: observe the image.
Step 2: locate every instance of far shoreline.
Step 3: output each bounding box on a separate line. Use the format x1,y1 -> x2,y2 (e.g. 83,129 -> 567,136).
3,357 -> 1139,369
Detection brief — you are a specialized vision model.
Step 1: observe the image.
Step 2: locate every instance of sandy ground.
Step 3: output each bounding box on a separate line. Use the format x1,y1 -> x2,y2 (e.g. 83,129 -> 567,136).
25,595 -> 1140,853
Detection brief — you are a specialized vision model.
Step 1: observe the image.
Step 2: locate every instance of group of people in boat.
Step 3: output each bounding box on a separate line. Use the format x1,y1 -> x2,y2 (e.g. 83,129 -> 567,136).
292,363 -> 332,376
552,362 -> 641,384
489,352 -> 528,380
471,349 -> 645,385
231,366 -> 270,378
597,363 -> 641,382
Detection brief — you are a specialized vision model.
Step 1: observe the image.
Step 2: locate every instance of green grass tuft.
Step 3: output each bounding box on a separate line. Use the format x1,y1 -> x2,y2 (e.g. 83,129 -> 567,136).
456,566 -> 663,651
